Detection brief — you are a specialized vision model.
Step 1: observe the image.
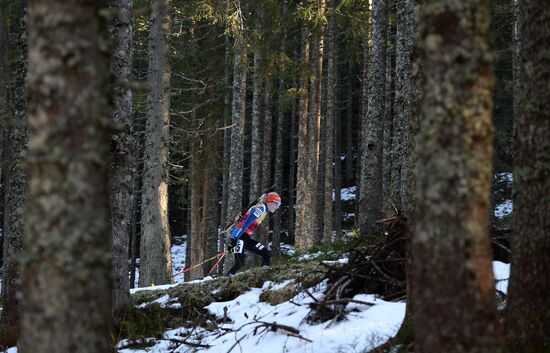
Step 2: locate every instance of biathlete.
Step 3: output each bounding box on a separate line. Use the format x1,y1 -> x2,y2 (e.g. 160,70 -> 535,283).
226,192 -> 281,277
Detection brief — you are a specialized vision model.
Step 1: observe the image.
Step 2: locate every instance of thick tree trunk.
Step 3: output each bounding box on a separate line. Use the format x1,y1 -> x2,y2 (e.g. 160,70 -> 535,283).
20,2 -> 113,352
139,0 -> 173,286
323,0 -> 336,243
391,0 -> 415,344
107,0 -> 134,321
396,0 -> 415,219
0,7 -> 27,347
384,6 -> 396,216
413,1 -> 503,352
505,0 -> 550,350
359,0 -> 386,235
294,26 -> 310,251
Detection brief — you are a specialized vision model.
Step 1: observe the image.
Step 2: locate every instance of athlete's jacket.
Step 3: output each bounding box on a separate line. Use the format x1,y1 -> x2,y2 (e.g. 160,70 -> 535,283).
230,203 -> 268,239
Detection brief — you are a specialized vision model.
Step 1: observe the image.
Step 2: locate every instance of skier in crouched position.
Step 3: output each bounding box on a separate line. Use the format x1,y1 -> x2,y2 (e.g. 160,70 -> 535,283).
227,192 -> 281,277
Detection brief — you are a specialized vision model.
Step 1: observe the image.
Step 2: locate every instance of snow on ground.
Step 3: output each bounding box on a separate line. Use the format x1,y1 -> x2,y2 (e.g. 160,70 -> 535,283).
494,199 -> 513,218
116,261 -> 510,353
119,279 -> 406,353
341,186 -> 356,202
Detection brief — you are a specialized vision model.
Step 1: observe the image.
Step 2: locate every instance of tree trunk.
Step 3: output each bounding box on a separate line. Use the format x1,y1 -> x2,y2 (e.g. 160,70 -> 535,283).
139,0 -> 173,286
303,0 -> 325,248
345,59 -> 355,185
188,141 -> 203,280
505,0 -> 550,350
287,75 -> 298,240
250,51 -> 263,204
413,1 -> 503,352
107,0 -> 134,321
273,40 -> 287,259
259,77 -> 273,248
359,0 -> 386,235
20,2 -> 113,352
225,8 -> 248,271
323,0 -> 336,243
384,5 -> 396,216
396,0 -> 415,219
0,6 -> 27,347
391,0 -> 415,344
294,25 -> 310,251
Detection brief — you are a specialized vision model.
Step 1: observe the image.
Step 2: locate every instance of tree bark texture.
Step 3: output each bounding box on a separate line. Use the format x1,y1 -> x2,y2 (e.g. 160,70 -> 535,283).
392,0 -> 416,343
287,76 -> 298,240
107,0 -> 134,320
384,5 -> 396,216
413,1 -> 503,352
273,41 -> 287,259
323,0 -> 336,243
258,77 -> 273,248
0,7 -> 27,347
294,25 -> 310,251
226,48 -> 247,228
359,0 -> 386,236
303,0 -> 325,248
395,0 -> 415,219
505,0 -> 550,350
139,0 -> 173,286
188,141 -> 204,280
20,2 -> 113,353
250,51 -> 263,204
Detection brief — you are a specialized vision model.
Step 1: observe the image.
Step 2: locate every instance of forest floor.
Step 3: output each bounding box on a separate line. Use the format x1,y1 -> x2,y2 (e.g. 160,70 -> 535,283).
109,240 -> 510,353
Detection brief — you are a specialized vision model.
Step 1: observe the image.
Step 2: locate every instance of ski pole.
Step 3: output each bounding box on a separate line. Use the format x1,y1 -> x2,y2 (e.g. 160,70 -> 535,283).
172,251 -> 227,278
207,251 -> 227,275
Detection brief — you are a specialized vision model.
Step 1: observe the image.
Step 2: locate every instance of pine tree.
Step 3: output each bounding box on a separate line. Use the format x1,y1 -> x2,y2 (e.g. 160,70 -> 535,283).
505,0 -> 550,350
107,0 -> 134,321
0,5 -> 27,347
20,1 -> 113,352
359,0 -> 386,235
139,0 -> 173,286
413,1 -> 503,352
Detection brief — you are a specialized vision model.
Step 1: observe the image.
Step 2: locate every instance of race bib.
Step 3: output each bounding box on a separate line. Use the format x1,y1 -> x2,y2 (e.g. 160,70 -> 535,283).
253,208 -> 263,218
235,239 -> 244,254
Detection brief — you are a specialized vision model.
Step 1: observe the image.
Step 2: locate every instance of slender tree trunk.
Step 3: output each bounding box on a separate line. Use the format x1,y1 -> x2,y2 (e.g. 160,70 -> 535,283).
221,34 -> 231,228
20,2 -> 113,352
323,0 -> 336,243
107,0 -> 134,321
0,7 -> 27,347
139,0 -> 173,286
188,141 -> 203,280
250,51 -> 263,204
359,0 -> 386,235
333,51 -> 343,241
505,0 -> 550,350
413,1 -> 503,352
345,59 -> 355,185
303,0 -> 325,248
198,148 -> 213,277
259,77 -> 273,247
273,40 -> 287,259
287,76 -> 298,240
294,25 -> 310,251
